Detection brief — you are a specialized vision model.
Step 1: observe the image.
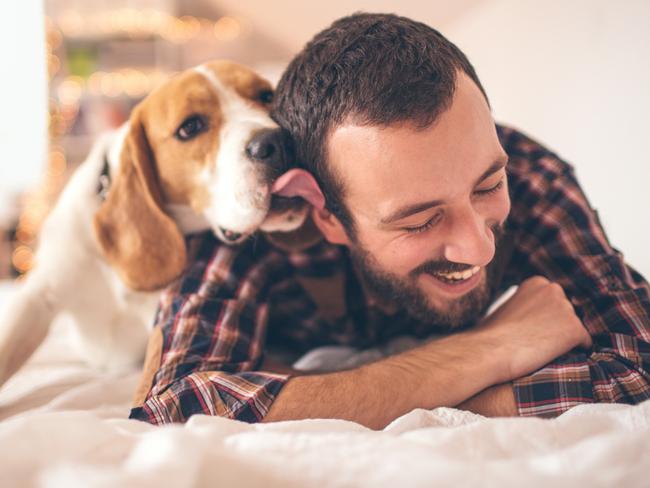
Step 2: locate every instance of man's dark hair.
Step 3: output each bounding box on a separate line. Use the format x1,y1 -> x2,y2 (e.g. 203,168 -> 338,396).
272,12 -> 488,235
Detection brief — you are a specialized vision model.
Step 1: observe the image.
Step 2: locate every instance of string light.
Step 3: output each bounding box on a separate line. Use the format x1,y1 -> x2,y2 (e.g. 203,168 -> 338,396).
47,54 -> 60,78
15,229 -> 32,245
57,76 -> 84,105
214,16 -> 241,41
58,10 -> 84,37
54,9 -> 247,44
87,71 -> 105,96
46,23 -> 62,50
48,149 -> 67,178
12,246 -> 33,273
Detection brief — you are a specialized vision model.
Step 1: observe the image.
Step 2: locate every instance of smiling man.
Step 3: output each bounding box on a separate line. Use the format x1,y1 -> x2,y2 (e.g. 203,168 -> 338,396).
311,73 -> 510,331
130,13 -> 650,429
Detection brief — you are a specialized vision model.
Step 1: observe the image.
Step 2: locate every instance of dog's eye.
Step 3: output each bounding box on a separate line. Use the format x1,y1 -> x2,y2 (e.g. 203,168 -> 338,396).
175,115 -> 207,141
257,90 -> 274,104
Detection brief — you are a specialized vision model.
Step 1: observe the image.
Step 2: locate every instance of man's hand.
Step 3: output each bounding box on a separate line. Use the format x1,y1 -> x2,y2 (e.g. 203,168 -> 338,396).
472,275 -> 592,384
454,276 -> 592,417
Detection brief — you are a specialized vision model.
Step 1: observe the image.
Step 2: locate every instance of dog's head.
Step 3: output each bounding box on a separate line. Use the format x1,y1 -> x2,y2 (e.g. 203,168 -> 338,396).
93,61 -> 316,291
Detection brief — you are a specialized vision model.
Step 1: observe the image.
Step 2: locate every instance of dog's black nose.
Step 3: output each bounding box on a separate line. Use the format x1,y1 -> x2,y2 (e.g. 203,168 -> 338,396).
220,228 -> 242,243
245,129 -> 288,172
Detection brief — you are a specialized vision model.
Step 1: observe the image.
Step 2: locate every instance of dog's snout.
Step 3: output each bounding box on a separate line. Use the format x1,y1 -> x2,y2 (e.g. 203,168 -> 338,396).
219,228 -> 243,243
245,129 -> 288,172
246,131 -> 276,160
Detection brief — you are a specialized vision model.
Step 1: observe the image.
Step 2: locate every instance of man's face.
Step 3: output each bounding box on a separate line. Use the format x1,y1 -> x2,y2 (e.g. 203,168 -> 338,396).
324,72 -> 510,329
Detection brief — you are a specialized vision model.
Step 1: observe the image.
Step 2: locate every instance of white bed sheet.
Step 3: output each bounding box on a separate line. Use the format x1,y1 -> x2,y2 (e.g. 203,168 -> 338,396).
0,281 -> 648,488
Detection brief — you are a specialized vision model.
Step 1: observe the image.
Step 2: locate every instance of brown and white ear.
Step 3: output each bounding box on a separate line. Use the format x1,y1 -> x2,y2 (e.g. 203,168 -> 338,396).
93,111 -> 186,291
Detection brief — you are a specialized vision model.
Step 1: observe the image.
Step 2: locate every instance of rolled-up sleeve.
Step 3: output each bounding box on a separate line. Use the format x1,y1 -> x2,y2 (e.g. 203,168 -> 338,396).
129,369 -> 288,424
129,234 -> 291,425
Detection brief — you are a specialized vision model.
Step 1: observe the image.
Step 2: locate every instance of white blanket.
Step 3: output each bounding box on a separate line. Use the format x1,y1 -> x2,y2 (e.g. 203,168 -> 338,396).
0,283 -> 648,488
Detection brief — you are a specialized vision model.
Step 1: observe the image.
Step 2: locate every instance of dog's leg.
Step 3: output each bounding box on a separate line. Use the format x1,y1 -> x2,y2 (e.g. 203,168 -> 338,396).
0,275 -> 57,389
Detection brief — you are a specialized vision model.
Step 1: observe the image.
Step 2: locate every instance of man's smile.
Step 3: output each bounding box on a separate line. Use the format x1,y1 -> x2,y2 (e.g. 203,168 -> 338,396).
432,265 -> 481,282
421,266 -> 484,297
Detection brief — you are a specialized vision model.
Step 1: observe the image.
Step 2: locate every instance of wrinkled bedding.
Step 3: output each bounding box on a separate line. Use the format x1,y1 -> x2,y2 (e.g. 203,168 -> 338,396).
0,282 -> 648,488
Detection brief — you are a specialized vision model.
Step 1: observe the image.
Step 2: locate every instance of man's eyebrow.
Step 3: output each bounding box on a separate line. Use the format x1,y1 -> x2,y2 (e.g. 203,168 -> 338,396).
380,198 -> 445,225
380,157 -> 508,225
474,157 -> 508,188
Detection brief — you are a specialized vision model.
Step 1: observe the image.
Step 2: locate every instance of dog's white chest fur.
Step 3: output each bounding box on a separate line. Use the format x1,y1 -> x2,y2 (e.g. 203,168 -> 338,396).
0,131 -> 159,379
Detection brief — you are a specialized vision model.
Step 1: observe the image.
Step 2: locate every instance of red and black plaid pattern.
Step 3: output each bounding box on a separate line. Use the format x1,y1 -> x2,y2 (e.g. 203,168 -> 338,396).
129,125 -> 650,424
500,126 -> 650,416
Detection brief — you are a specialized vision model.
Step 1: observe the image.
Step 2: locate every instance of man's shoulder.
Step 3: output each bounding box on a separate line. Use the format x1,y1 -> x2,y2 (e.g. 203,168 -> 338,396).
496,124 -> 574,183
496,124 -> 593,237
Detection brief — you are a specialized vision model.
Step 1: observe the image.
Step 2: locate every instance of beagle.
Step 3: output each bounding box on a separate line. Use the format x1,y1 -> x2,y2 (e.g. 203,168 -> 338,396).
0,60 -> 315,389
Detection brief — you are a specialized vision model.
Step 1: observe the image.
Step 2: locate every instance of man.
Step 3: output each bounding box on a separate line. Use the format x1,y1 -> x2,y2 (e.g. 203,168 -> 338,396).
129,13 -> 650,429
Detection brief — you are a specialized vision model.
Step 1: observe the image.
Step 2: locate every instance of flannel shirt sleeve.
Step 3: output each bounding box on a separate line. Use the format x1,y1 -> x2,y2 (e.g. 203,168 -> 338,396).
129,235 -> 290,425
501,127 -> 650,417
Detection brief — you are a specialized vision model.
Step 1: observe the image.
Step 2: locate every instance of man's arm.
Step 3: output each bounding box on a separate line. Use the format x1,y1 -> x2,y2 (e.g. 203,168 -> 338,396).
131,230 -> 588,427
263,329 -> 506,429
495,126 -> 650,417
263,276 -> 590,428
456,383 -> 517,417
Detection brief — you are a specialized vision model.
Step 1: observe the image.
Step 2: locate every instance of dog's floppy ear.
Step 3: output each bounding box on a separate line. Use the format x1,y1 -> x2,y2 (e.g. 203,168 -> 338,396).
93,110 -> 186,291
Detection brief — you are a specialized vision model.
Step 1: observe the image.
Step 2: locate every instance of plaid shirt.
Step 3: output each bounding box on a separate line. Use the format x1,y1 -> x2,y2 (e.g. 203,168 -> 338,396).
129,125 -> 650,424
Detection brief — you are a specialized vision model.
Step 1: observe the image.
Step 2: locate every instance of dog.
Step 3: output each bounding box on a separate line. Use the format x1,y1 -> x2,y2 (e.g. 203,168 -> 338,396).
0,60 -> 314,389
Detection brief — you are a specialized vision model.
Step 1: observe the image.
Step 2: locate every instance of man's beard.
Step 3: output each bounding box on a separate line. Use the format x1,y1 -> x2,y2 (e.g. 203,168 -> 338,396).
348,224 -> 504,330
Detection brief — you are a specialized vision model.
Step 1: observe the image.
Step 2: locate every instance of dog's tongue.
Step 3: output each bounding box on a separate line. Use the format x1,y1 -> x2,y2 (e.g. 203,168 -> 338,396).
271,169 -> 325,210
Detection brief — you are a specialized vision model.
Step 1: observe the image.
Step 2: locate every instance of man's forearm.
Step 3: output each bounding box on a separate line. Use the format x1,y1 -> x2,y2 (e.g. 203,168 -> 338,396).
456,382 -> 518,417
263,329 -> 508,429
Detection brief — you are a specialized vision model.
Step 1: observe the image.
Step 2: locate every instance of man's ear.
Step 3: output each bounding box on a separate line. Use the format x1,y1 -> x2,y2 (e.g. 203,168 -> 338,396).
311,207 -> 351,246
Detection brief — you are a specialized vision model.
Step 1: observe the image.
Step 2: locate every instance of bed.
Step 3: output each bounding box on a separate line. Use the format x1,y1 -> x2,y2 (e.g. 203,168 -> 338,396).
0,281 -> 648,487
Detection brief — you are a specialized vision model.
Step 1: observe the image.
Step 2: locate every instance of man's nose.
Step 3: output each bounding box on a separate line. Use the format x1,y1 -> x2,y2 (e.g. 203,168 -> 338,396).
442,206 -> 495,267
245,128 -> 290,174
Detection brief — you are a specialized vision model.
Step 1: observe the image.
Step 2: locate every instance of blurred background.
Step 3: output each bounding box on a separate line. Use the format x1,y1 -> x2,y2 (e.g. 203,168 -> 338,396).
0,0 -> 649,283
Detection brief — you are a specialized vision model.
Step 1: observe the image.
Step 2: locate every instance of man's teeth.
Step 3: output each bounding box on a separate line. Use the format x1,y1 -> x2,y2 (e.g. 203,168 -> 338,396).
433,266 -> 481,281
